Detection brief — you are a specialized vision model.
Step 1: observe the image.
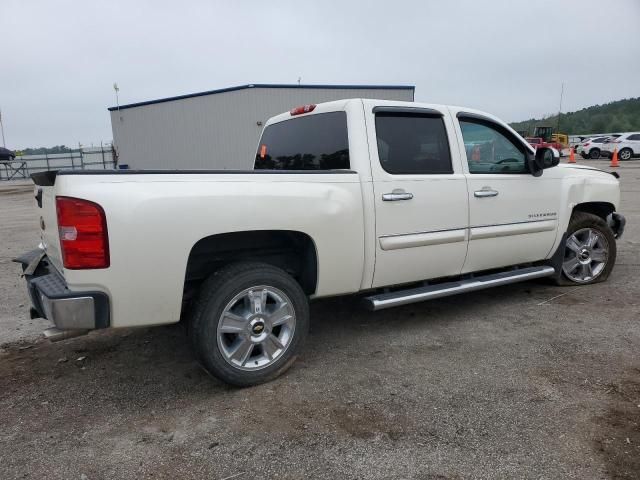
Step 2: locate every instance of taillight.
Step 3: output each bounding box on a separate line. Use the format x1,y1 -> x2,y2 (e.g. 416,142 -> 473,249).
583,142 -> 590,147
56,196 -> 109,269
290,104 -> 316,116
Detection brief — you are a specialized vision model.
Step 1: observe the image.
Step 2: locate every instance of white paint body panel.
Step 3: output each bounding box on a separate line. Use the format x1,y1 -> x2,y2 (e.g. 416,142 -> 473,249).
55,172 -> 365,327
38,99 -> 622,329
363,100 -> 469,287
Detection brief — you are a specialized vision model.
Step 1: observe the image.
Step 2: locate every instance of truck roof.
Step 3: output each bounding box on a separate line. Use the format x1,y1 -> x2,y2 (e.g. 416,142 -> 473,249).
264,99 -> 523,146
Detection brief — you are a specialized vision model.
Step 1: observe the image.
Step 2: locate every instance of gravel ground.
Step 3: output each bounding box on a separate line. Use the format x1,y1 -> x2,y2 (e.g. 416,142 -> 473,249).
0,161 -> 638,479
0,181 -> 47,344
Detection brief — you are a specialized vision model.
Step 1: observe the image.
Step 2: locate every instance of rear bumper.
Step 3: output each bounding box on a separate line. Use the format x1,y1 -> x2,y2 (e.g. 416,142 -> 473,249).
13,249 -> 110,331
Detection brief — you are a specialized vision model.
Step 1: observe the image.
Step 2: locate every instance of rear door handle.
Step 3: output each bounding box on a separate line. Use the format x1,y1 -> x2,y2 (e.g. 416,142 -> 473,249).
474,189 -> 499,198
382,192 -> 414,201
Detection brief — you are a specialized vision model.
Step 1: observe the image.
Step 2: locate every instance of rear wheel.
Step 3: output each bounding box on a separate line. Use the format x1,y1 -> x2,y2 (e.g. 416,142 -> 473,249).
589,148 -> 601,159
556,212 -> 616,285
189,262 -> 309,386
619,148 -> 633,161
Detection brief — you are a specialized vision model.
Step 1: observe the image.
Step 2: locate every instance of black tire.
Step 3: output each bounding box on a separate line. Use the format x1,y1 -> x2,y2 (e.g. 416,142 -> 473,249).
589,148 -> 601,159
619,148 -> 633,161
188,262 -> 309,386
554,212 -> 616,286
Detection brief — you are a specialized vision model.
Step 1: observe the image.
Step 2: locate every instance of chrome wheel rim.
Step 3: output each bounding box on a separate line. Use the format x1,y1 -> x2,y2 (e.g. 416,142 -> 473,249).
216,285 -> 296,371
620,150 -> 631,160
563,228 -> 609,283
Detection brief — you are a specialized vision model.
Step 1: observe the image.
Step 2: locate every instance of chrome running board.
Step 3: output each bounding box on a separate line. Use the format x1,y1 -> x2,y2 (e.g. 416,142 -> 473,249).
364,265 -> 555,311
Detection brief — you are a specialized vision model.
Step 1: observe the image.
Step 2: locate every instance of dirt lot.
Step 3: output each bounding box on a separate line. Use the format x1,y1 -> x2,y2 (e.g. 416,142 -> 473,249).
1,161 -> 639,479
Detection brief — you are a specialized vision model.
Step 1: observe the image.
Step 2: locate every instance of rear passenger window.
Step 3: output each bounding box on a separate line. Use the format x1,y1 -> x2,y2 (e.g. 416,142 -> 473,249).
375,114 -> 453,174
255,112 -> 349,170
626,134 -> 640,141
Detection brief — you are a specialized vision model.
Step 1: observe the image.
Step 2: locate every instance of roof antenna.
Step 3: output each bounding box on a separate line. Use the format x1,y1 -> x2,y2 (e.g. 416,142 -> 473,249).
297,77 -> 302,86
113,82 -> 122,121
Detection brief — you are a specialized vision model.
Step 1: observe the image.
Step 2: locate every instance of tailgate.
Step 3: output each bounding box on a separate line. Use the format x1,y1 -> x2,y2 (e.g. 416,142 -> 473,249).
32,171 -> 64,273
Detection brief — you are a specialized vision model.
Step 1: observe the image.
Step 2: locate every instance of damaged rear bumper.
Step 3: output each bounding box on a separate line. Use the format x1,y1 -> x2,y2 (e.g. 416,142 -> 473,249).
13,249 -> 110,339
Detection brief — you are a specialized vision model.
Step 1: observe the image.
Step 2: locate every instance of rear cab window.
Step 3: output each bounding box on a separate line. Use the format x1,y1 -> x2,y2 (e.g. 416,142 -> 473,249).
255,112 -> 349,170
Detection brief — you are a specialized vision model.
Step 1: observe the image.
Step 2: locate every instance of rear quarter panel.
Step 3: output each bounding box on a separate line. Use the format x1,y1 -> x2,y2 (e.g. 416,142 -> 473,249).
54,172 -> 365,328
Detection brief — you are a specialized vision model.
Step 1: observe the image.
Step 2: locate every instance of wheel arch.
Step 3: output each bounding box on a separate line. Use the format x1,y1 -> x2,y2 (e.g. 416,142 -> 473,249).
182,230 -> 318,313
572,201 -> 615,221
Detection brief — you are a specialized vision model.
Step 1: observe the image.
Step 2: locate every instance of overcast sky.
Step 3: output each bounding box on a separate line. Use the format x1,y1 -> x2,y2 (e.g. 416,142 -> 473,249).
2,0 -> 639,148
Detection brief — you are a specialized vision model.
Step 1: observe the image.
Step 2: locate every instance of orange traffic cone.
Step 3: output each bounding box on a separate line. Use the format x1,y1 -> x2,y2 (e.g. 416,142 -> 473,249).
610,147 -> 619,168
569,147 -> 576,163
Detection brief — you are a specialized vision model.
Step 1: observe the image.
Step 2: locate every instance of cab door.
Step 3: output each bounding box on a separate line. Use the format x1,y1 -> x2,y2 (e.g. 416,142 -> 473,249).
453,111 -> 561,273
366,104 -> 469,288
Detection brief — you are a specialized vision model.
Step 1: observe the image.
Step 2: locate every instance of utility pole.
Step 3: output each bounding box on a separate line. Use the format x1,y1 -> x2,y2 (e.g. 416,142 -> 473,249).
557,82 -> 564,134
0,108 -> 6,147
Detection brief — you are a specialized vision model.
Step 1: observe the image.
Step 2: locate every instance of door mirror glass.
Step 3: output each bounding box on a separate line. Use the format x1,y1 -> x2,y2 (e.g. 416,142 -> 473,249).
537,147 -> 560,169
528,147 -> 559,177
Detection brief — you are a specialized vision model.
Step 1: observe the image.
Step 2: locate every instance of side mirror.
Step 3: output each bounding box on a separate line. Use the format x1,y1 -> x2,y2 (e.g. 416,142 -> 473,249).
527,147 -> 559,176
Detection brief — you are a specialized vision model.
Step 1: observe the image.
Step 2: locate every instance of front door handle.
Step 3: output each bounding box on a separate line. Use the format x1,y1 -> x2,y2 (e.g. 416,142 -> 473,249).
474,189 -> 499,198
382,191 -> 414,201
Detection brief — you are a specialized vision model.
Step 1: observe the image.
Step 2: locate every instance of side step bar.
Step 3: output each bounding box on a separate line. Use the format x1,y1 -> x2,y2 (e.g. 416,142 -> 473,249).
364,266 -> 556,311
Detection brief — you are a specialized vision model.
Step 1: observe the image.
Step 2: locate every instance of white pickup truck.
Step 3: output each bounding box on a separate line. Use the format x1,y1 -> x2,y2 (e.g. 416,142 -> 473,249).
17,99 -> 626,386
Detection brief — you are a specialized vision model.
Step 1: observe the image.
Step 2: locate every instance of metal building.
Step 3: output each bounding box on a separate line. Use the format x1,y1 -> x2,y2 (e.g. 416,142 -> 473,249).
108,83 -> 414,170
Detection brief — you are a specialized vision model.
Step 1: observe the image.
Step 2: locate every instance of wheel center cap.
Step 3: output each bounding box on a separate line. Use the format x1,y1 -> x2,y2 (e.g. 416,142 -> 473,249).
250,319 -> 266,335
579,249 -> 590,262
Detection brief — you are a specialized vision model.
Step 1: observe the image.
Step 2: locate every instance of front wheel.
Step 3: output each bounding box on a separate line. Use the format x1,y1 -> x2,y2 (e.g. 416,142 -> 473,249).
189,262 -> 309,386
556,212 -> 616,285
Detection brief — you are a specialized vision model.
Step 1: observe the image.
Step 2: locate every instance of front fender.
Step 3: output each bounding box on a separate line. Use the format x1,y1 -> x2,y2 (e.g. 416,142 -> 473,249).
546,166 -> 621,258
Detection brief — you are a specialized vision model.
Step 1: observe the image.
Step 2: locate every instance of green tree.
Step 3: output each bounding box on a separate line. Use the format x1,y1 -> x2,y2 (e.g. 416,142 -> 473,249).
511,97 -> 640,135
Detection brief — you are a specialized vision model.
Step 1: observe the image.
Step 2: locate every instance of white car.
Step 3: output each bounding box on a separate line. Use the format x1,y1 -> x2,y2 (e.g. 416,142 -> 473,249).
16,99 -> 626,386
576,136 -> 614,159
602,132 -> 640,160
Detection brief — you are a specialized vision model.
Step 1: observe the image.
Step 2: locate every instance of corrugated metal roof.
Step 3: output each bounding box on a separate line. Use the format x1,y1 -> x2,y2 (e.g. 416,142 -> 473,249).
107,83 -> 415,111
